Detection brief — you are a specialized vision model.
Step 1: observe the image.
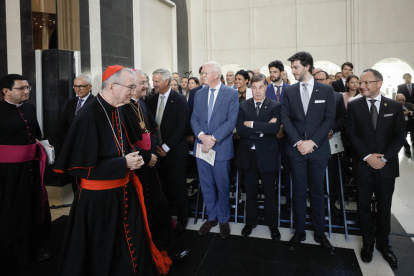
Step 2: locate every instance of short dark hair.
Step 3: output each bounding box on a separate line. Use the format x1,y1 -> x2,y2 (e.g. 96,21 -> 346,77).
335,72 -> 342,77
268,60 -> 284,72
0,74 -> 28,95
235,70 -> 250,83
246,70 -> 254,76
315,71 -> 329,79
250,74 -> 266,85
362,69 -> 383,81
287,51 -> 313,73
199,66 -> 203,74
181,77 -> 188,81
403,73 -> 412,79
189,77 -> 200,86
341,62 -> 354,70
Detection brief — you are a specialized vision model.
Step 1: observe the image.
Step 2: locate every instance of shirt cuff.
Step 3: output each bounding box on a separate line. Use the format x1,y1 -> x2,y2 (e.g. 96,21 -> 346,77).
198,131 -> 205,139
293,140 -> 302,147
310,140 -> 318,148
162,143 -> 170,153
251,122 -> 254,128
363,154 -> 371,161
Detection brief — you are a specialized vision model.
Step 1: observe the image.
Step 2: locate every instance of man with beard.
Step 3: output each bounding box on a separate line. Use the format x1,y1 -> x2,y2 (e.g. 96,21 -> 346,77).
122,69 -> 190,261
54,66 -> 171,275
265,60 -> 292,211
281,52 -> 336,255
0,74 -> 52,271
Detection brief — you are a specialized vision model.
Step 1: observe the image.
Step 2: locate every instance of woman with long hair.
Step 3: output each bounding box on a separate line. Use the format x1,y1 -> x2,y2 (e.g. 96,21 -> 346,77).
343,75 -> 361,108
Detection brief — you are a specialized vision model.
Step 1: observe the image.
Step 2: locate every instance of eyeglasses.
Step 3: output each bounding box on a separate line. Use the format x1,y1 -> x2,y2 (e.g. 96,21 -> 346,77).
73,85 -> 90,89
137,81 -> 148,86
200,72 -> 215,76
360,80 -> 380,86
315,78 -> 327,82
12,86 -> 32,91
113,83 -> 137,91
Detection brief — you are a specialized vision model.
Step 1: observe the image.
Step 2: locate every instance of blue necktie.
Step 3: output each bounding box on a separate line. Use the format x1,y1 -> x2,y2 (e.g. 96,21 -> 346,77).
75,98 -> 84,115
207,89 -> 216,131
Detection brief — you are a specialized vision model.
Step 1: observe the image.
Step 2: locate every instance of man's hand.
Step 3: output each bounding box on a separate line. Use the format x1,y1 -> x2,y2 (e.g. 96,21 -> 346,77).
328,130 -> 333,140
126,152 -> 145,170
277,125 -> 284,139
148,154 -> 157,167
366,154 -> 386,170
244,121 -> 253,128
269,118 -> 277,123
157,146 -> 167,157
297,140 -> 315,155
201,144 -> 210,153
200,134 -> 216,150
187,135 -> 195,144
404,111 -> 410,116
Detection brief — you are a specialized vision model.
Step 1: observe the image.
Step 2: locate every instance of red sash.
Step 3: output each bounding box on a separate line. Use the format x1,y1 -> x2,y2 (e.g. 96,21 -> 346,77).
0,143 -> 50,224
80,171 -> 172,275
134,132 -> 151,151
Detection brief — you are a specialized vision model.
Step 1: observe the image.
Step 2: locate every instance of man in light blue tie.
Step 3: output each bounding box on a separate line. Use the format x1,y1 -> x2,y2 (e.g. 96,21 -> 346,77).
191,61 -> 239,239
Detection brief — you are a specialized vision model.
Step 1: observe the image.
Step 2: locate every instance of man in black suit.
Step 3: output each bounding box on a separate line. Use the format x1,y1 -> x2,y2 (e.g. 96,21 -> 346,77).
396,93 -> 414,157
281,52 -> 336,255
332,62 -> 353,92
347,69 -> 405,268
146,68 -> 190,234
172,72 -> 183,94
396,73 -> 414,104
235,74 -> 281,240
314,71 -> 347,216
62,75 -> 94,193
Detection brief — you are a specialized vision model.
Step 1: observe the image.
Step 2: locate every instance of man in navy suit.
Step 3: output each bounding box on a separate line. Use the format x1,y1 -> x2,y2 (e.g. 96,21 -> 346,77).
191,61 -> 239,239
265,60 -> 292,210
281,52 -> 336,255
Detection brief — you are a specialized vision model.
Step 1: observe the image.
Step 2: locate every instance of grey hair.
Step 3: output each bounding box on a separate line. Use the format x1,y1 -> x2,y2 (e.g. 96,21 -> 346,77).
102,68 -> 134,89
396,93 -> 406,100
133,69 -> 146,77
203,61 -> 222,76
75,74 -> 91,84
227,70 -> 235,75
152,68 -> 172,83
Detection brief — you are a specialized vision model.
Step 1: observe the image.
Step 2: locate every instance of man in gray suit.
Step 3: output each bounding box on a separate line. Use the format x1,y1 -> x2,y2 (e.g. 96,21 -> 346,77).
191,61 -> 239,239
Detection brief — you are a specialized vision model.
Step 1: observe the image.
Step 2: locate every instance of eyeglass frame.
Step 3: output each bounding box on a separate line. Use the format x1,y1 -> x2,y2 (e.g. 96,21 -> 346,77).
112,83 -> 137,92
73,85 -> 91,89
11,86 -> 32,91
200,71 -> 216,76
360,80 -> 380,86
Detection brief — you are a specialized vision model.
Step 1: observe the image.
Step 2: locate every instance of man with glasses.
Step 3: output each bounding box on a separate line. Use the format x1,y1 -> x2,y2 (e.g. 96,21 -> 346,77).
0,74 -> 52,271
346,69 -> 405,268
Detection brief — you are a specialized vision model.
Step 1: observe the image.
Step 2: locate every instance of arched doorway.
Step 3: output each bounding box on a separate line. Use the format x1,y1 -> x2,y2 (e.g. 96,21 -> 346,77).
372,58 -> 414,99
314,61 -> 341,76
259,64 -> 296,84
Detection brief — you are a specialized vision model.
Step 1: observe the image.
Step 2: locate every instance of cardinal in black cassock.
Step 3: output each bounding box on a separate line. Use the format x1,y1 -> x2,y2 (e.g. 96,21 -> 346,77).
53,66 -> 171,276
0,74 -> 51,271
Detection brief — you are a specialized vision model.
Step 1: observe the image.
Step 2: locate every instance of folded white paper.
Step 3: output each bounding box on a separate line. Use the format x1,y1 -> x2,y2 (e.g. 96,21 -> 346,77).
196,143 -> 216,166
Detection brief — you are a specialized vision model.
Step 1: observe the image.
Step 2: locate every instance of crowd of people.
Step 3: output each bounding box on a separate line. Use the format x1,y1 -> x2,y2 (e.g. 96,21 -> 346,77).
1,50 -> 412,275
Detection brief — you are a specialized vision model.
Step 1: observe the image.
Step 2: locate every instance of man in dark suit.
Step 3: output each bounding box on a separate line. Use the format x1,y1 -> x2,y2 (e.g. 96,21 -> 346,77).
265,60 -> 292,211
396,93 -> 414,157
332,62 -> 353,92
190,61 -> 239,239
236,74 -> 281,240
347,69 -> 405,268
146,68 -> 190,234
396,73 -> 414,104
281,52 -> 336,255
62,75 -> 94,193
172,72 -> 183,94
188,66 -> 205,116
314,71 -> 347,216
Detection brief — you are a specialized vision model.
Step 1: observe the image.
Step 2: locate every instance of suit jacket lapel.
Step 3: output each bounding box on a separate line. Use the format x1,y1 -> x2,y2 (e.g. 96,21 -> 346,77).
209,86 -> 226,121
376,96 -> 388,129
162,91 -> 175,121
293,83 -> 306,117
151,93 -> 160,117
258,97 -> 270,118
359,97 -> 375,132
306,82 -> 318,116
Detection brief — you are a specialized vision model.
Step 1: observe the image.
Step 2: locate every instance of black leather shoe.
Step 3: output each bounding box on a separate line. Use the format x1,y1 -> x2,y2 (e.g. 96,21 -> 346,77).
36,248 -> 53,261
376,244 -> 398,268
270,227 -> 281,241
174,222 -> 187,235
288,232 -> 306,250
241,224 -> 256,237
330,204 -> 341,217
314,234 -> 335,256
360,244 -> 374,263
171,248 -> 190,261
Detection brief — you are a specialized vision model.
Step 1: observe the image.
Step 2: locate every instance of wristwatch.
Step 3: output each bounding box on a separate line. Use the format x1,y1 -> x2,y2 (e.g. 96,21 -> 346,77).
380,157 -> 387,163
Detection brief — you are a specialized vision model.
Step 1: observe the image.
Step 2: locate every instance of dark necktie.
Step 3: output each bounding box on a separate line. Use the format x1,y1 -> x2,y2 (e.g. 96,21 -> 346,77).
75,98 -> 84,115
369,99 -> 378,130
408,84 -> 412,96
256,102 -> 261,116
274,85 -> 281,102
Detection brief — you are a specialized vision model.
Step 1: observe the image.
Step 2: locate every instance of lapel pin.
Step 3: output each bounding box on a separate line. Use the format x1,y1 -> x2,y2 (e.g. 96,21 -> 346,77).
384,103 -> 387,106
265,106 -> 267,108
316,90 -> 318,92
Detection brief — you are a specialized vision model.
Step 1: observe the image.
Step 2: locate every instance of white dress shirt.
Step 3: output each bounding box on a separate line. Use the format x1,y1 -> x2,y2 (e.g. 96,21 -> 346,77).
155,88 -> 171,152
78,92 -> 91,108
363,93 -> 382,161
342,78 -> 346,88
198,82 -> 222,138
273,81 -> 284,98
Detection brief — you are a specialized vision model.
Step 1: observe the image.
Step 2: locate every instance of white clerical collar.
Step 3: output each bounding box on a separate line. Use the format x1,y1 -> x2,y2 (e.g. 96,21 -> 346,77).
131,97 -> 139,103
4,98 -> 23,107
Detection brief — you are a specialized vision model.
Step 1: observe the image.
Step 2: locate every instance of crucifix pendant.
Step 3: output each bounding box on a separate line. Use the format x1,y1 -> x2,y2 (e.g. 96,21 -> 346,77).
140,121 -> 146,129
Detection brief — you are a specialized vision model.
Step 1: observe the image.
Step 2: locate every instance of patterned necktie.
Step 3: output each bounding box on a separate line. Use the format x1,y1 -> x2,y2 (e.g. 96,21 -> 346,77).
274,85 -> 281,102
75,98 -> 84,115
256,101 -> 261,116
301,83 -> 310,115
156,95 -> 165,144
207,89 -> 216,130
408,84 -> 412,96
369,99 -> 378,130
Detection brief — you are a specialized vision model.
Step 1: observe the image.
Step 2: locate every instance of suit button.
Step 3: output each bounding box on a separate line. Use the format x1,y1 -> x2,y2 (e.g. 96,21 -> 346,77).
205,121 -> 207,123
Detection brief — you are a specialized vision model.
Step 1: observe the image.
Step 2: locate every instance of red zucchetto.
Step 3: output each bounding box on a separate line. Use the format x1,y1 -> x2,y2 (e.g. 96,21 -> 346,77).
102,65 -> 125,82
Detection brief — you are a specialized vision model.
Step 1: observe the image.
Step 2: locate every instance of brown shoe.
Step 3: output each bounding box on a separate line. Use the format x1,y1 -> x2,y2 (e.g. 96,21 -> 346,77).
199,219 -> 218,235
219,223 -> 230,239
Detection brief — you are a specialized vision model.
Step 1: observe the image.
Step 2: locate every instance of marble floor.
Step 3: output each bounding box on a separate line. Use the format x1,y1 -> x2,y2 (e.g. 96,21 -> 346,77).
48,147 -> 414,276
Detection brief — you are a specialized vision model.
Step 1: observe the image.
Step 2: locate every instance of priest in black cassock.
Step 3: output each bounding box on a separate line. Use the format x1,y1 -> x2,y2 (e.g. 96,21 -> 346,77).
121,69 -> 190,261
0,74 -> 52,271
54,66 -> 172,276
